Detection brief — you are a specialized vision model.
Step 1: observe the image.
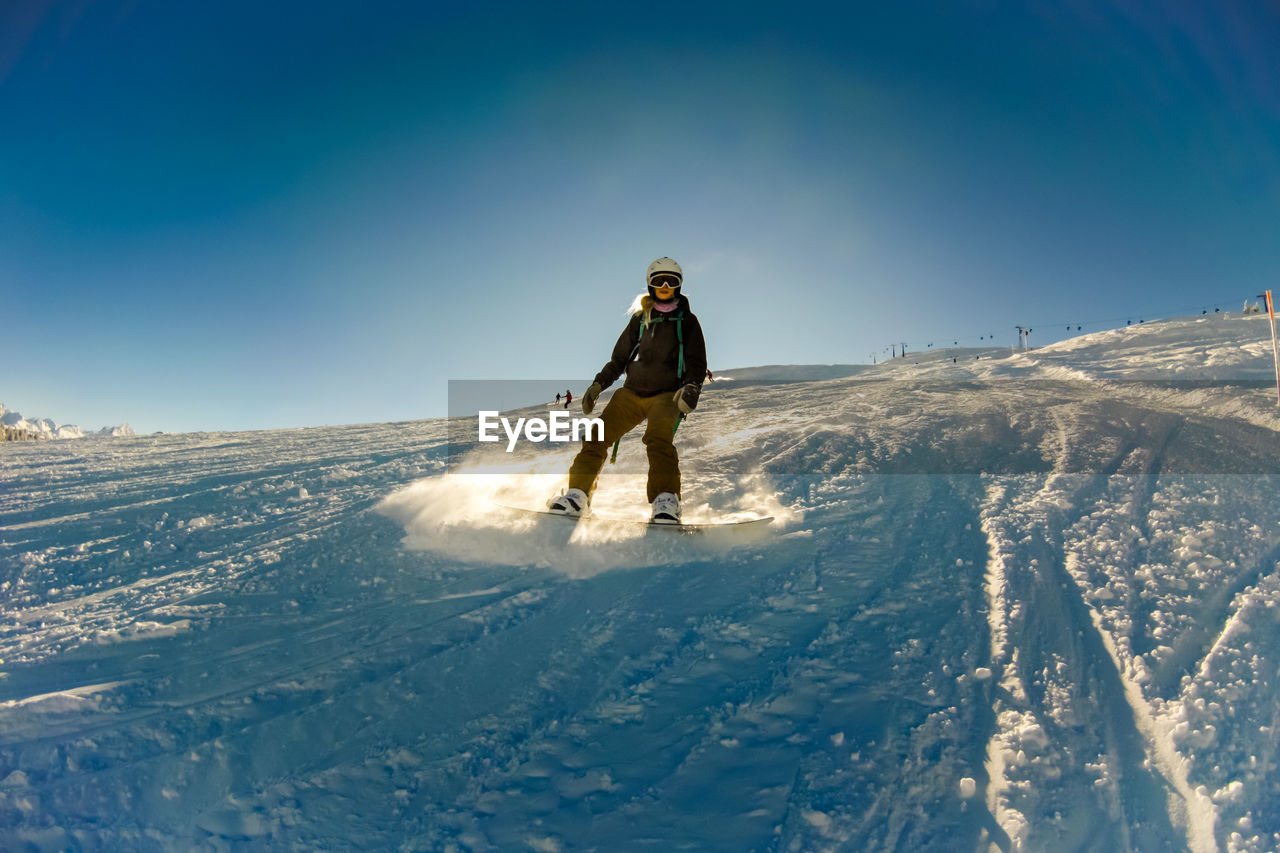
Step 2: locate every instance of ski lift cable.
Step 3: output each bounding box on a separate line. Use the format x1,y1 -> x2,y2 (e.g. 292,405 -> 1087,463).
876,298 -> 1241,356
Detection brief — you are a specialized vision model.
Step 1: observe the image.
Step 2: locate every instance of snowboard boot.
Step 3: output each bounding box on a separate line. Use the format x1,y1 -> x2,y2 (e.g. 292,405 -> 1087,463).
547,487 -> 590,517
651,492 -> 681,524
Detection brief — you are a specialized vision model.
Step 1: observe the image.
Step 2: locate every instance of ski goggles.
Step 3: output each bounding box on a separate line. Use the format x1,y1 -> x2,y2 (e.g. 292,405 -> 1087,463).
649,274 -> 681,290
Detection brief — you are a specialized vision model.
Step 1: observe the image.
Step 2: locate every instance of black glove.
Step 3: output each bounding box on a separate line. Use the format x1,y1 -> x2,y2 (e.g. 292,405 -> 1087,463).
582,382 -> 603,415
673,383 -> 700,416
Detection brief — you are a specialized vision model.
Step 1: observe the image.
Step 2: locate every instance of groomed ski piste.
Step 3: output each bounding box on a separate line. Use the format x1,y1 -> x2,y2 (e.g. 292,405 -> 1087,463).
3,313 -> 1280,851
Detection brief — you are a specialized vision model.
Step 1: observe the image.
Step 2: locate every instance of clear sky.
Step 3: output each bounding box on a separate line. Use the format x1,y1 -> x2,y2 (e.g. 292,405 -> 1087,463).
4,1 -> 1278,433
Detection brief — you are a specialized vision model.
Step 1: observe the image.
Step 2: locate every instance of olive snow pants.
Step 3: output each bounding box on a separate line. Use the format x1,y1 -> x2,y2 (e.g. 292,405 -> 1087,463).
569,386 -> 681,502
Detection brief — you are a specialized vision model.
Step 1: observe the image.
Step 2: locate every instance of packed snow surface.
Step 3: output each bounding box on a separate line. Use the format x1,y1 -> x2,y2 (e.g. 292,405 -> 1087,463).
2,314 -> 1280,851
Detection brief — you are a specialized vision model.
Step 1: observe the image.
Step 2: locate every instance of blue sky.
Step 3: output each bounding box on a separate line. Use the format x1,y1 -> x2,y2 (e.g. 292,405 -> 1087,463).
4,1 -> 1278,433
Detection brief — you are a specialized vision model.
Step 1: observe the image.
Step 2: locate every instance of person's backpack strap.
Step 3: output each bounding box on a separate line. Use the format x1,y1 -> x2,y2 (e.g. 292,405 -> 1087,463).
675,311 -> 685,379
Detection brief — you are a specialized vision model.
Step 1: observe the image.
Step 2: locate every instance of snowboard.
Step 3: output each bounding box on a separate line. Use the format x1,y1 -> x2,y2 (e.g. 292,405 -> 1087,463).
495,503 -> 773,537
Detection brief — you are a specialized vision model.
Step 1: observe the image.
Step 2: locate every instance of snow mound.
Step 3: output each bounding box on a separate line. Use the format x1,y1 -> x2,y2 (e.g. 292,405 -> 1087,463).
1,402 -> 133,440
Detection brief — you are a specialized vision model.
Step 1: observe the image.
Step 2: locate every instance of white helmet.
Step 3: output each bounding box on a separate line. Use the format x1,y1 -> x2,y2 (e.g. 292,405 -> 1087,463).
646,257 -> 683,286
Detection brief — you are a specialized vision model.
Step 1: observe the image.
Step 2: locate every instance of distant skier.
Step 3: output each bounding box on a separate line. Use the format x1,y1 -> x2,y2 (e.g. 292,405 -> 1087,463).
556,392 -> 562,403
547,257 -> 707,523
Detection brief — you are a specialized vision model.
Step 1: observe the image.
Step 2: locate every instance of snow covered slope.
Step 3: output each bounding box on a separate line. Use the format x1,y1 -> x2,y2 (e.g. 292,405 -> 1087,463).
2,315 -> 1279,851
714,364 -> 873,384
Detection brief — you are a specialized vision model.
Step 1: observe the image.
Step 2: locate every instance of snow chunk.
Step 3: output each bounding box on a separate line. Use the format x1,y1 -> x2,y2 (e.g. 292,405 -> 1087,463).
1,770 -> 31,789
195,803 -> 272,839
92,620 -> 191,645
802,809 -> 833,833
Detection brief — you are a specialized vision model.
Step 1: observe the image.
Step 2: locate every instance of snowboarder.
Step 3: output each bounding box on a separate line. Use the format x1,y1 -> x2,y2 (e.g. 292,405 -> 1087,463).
564,390 -> 573,410
547,257 -> 707,523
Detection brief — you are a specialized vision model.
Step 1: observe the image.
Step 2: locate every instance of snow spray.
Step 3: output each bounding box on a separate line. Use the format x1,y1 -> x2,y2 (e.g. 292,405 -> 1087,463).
1267,290 -> 1280,407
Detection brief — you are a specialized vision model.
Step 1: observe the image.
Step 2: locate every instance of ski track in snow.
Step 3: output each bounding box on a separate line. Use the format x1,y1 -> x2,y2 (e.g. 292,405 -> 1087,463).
1,315 -> 1279,850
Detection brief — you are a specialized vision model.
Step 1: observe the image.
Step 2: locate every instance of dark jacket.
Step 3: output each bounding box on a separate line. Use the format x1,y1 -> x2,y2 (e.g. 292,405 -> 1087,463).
593,294 -> 707,400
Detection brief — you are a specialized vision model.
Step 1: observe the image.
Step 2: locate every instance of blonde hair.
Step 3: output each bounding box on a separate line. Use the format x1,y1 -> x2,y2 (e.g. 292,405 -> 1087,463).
627,293 -> 655,328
